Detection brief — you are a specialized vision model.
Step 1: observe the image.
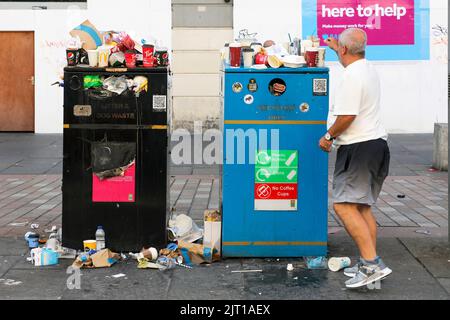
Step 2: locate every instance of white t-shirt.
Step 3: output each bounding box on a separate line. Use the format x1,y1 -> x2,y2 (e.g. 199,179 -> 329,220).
330,59 -> 388,146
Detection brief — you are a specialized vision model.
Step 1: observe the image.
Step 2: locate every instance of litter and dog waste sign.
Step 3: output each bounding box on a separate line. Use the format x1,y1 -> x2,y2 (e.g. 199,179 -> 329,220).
255,150 -> 298,211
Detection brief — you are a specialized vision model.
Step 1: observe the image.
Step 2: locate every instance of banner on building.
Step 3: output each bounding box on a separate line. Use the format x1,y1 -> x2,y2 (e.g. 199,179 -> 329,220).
302,0 -> 430,60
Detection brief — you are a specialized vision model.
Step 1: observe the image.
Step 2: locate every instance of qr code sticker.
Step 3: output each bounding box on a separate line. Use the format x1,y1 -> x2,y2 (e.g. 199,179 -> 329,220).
313,79 -> 328,96
153,95 -> 167,112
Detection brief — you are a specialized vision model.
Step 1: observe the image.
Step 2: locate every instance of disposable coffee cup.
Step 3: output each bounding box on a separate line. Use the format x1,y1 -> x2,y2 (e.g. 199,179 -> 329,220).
141,247 -> 158,262
328,257 -> 351,272
83,240 -> 97,252
317,48 -> 326,67
229,42 -> 242,68
301,40 -> 313,55
87,50 -> 98,67
243,47 -> 254,68
305,47 -> 319,67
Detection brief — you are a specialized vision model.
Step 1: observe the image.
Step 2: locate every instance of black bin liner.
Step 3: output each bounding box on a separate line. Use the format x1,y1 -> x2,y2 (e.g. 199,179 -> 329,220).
91,142 -> 136,180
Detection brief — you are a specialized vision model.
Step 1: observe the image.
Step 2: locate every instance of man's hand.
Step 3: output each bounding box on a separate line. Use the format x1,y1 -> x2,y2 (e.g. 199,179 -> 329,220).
325,37 -> 339,52
319,137 -> 333,153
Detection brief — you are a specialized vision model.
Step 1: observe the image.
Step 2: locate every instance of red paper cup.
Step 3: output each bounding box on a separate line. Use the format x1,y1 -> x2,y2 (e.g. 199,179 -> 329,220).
125,50 -> 137,68
305,48 -> 319,67
229,43 -> 242,67
143,44 -> 155,67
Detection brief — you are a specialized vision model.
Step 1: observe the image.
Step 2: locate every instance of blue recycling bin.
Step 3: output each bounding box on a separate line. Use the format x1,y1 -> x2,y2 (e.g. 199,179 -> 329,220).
221,66 -> 330,258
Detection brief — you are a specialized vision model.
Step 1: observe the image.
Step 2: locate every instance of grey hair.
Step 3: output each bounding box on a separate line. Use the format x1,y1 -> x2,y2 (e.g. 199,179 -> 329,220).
338,28 -> 367,56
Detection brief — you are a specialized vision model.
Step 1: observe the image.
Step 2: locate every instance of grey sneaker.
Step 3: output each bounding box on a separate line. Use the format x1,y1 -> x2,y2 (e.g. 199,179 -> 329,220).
345,261 -> 392,289
344,262 -> 362,278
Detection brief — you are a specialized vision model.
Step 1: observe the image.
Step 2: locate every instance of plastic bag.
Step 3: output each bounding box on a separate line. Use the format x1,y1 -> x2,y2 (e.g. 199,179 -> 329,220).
109,52 -> 126,67
84,75 -> 103,88
91,141 -> 136,180
103,76 -> 128,95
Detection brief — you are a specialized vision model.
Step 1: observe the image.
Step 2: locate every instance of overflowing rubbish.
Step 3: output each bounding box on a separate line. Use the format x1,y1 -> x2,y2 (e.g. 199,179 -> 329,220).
222,29 -> 326,69
83,75 -> 103,88
72,249 -> 120,269
30,247 -> 59,266
66,19 -> 169,70
95,226 -> 106,251
203,210 -> 222,255
83,240 -> 97,251
304,257 -> 328,270
101,76 -> 128,95
178,240 -> 220,265
168,213 -> 203,243
24,232 -> 40,249
328,257 -> 351,272
138,259 -> 165,270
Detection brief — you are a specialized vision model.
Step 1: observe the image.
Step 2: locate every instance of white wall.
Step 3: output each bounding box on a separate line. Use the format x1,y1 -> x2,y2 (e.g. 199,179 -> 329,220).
0,0 -> 171,133
234,0 -> 448,133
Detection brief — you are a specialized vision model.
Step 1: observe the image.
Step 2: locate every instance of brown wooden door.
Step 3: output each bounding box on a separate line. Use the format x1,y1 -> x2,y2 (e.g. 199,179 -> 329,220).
0,32 -> 35,132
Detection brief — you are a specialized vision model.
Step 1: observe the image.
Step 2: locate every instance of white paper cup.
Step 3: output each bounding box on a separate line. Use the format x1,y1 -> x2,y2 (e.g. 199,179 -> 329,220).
328,257 -> 351,272
87,50 -> 98,67
318,48 -> 326,67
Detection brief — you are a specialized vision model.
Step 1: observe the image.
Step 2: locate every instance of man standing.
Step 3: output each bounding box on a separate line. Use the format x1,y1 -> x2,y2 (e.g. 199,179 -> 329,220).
319,28 -> 392,289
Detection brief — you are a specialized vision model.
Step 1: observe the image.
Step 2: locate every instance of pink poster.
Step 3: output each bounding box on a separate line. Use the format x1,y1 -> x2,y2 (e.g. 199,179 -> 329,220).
317,0 -> 415,46
92,163 -> 136,203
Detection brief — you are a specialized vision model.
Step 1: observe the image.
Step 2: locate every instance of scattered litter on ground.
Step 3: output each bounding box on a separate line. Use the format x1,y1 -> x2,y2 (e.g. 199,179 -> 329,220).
287,264 -> 294,271
72,249 -> 120,269
415,230 -> 431,235
294,277 -> 298,280
204,210 -> 222,255
30,247 -> 59,266
168,213 -> 203,243
397,194 -> 406,199
138,258 -> 165,270
44,226 -> 58,233
328,257 -> 351,272
304,257 -> 327,270
112,273 -> 126,278
9,221 -> 29,227
0,279 -> 22,286
30,224 -> 39,229
231,270 -> 263,273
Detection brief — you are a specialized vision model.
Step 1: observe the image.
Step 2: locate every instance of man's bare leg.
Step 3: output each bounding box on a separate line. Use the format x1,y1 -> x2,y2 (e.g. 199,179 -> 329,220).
358,204 -> 377,250
333,203 -> 377,261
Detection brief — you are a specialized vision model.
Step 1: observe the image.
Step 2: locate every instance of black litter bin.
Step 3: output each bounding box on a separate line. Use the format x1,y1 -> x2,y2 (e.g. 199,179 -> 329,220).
62,67 -> 169,252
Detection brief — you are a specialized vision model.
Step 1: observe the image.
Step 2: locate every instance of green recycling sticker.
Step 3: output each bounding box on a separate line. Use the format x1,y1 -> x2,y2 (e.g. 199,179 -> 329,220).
255,150 -> 298,183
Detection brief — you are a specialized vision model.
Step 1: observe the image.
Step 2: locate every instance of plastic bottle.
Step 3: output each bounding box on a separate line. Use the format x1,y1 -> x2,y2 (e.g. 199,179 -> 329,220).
95,226 -> 106,250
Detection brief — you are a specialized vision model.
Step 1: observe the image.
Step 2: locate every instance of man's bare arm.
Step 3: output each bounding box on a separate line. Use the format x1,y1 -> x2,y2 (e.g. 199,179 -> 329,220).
328,115 -> 357,139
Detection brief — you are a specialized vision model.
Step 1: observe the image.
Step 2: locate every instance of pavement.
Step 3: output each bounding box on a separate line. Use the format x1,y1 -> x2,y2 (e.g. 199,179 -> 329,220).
0,133 -> 449,300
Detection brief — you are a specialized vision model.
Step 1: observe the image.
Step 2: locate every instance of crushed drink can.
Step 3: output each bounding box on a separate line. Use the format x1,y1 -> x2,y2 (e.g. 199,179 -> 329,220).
154,48 -> 169,67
